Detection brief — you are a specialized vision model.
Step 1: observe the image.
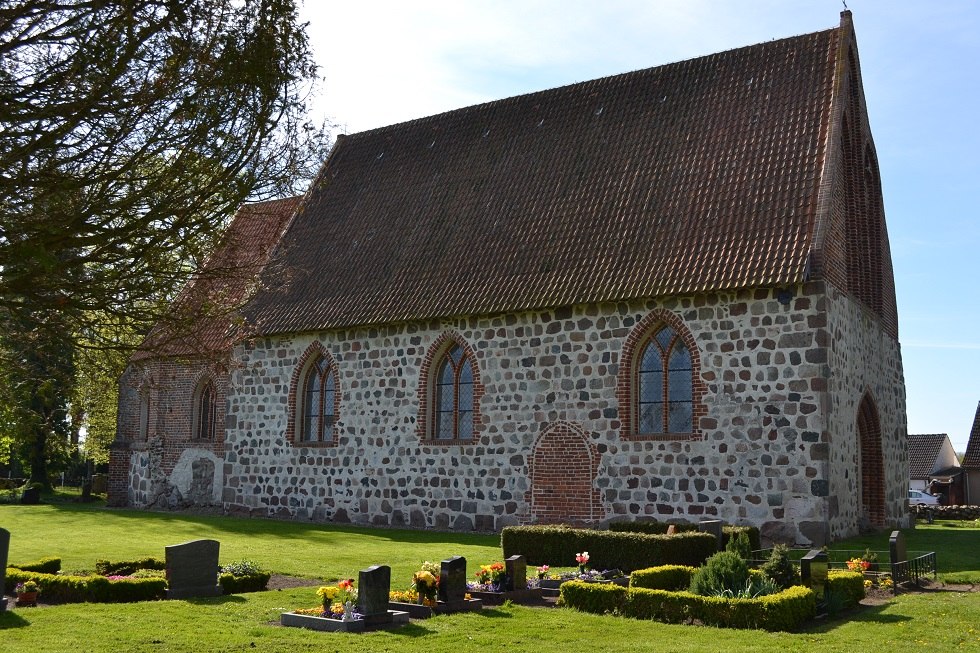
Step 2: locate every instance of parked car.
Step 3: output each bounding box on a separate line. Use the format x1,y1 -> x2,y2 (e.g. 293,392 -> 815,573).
908,489 -> 940,506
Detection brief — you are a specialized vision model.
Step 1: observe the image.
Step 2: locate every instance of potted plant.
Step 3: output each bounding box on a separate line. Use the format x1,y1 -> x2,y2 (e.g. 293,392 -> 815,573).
15,580 -> 40,606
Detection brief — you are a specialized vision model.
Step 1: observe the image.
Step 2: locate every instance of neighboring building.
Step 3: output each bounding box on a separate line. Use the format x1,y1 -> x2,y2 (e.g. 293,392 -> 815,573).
113,12 -> 909,545
961,402 -> 980,504
906,433 -> 961,505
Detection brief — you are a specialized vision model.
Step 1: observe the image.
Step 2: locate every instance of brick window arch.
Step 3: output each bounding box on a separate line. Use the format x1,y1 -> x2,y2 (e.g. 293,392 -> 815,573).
192,376 -> 218,441
417,332 -> 484,443
617,309 -> 705,441
286,342 -> 340,446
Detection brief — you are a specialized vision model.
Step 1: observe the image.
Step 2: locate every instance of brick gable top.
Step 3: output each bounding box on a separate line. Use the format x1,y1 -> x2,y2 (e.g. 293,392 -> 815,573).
245,17 -> 852,335
135,196 -> 299,359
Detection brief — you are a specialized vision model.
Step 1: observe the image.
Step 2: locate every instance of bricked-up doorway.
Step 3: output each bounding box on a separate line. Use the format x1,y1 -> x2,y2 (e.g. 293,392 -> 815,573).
857,394 -> 886,529
528,421 -> 603,524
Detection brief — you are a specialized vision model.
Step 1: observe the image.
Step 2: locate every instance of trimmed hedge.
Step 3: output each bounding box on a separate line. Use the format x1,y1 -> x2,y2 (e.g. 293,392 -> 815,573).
560,580 -> 816,631
629,565 -> 695,590
219,571 -> 271,594
9,556 -> 61,574
826,570 -> 865,609
4,569 -> 166,603
95,557 -> 166,576
556,580 -> 627,614
609,521 -> 697,535
501,525 -> 717,572
607,522 -> 761,552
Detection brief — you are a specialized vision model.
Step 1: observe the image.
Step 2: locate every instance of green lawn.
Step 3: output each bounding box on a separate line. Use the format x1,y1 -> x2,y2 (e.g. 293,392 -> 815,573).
3,505 -> 980,652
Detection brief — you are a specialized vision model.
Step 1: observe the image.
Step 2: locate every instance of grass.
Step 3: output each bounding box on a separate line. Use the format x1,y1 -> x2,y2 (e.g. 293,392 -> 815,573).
2,506 -> 980,652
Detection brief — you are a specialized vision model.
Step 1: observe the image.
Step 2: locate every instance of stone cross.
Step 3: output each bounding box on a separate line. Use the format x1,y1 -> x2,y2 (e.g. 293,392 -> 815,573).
698,520 -> 724,551
165,539 -> 223,599
800,549 -> 828,600
0,527 -> 9,612
439,556 -> 467,607
358,565 -> 392,625
504,555 -> 526,592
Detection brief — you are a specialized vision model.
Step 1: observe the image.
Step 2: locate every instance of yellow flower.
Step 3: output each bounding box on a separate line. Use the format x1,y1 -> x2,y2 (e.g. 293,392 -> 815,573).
316,586 -> 339,601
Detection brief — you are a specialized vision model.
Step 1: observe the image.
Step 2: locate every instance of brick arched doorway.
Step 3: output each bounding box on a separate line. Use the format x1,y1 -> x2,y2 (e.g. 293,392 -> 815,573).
528,421 -> 602,524
857,393 -> 886,529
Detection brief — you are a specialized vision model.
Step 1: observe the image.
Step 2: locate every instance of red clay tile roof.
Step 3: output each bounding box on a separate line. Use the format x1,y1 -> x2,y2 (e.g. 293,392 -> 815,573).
136,197 -> 299,359
907,434 -> 950,479
962,402 -> 980,469
246,20 -> 847,335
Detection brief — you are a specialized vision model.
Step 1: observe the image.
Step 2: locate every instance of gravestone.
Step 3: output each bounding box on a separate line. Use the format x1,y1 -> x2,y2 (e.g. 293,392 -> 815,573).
504,555 -> 527,592
889,530 -> 909,584
165,539 -> 222,599
358,565 -> 392,625
0,528 -> 9,612
91,474 -> 108,495
800,549 -> 828,600
665,524 -> 678,536
20,485 -> 40,504
439,556 -> 467,608
698,519 -> 724,551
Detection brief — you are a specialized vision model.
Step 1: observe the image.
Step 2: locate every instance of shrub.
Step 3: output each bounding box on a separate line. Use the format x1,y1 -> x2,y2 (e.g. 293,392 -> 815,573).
630,565 -> 695,591
689,552 -> 750,596
561,583 -> 817,631
501,525 -> 717,572
725,531 -> 752,560
4,569 -> 166,603
95,557 -> 166,576
760,544 -> 801,589
721,526 -> 761,553
9,556 -> 61,574
608,521 -> 698,535
219,571 -> 271,594
221,559 -> 262,577
556,580 -> 627,614
826,570 -> 864,610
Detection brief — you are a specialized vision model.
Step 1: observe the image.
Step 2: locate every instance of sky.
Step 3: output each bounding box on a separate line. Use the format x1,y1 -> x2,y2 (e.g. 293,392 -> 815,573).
299,0 -> 980,451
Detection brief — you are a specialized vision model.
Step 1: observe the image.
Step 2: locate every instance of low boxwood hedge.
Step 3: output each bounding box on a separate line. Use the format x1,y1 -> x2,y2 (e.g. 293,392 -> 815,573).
609,521 -> 761,552
560,580 -> 816,631
9,556 -> 61,574
501,525 -> 717,572
4,569 -> 166,603
629,565 -> 695,590
826,570 -> 865,609
219,571 -> 271,594
556,580 -> 627,614
95,557 -> 166,576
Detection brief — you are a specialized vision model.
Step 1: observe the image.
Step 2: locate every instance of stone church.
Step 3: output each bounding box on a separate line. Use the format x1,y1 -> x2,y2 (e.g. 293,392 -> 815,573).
111,12 -> 909,545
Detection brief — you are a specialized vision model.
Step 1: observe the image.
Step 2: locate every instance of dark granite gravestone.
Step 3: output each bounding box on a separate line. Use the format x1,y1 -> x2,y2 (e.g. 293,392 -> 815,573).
20,485 -> 40,504
358,565 -> 392,625
800,549 -> 828,600
698,520 -> 724,551
0,527 -> 9,612
504,555 -> 527,592
91,474 -> 108,494
165,539 -> 222,599
439,556 -> 467,608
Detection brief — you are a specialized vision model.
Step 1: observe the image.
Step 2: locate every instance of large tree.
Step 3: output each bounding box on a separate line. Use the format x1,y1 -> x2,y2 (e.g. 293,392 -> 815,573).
0,0 -> 331,484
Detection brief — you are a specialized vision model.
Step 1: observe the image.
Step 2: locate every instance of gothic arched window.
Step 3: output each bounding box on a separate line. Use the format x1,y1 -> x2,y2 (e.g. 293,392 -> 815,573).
637,325 -> 693,434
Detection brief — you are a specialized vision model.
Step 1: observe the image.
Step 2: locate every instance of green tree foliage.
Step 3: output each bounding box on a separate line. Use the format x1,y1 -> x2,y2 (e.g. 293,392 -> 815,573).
0,0 -> 330,482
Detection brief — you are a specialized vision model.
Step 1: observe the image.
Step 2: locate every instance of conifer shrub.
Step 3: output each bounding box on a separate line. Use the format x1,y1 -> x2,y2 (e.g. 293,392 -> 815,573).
725,530 -> 752,560
689,551 -> 750,596
760,544 -> 801,589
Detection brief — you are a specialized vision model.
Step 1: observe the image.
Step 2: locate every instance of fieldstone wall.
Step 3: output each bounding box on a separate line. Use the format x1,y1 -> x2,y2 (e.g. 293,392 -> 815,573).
219,281 -> 905,544
824,285 -> 910,540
